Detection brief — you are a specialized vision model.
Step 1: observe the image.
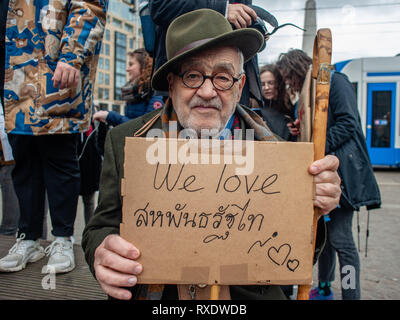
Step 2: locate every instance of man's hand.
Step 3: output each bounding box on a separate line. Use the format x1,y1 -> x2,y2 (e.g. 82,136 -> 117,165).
94,234 -> 143,300
309,155 -> 341,215
227,3 -> 257,29
93,110 -> 109,124
52,61 -> 80,89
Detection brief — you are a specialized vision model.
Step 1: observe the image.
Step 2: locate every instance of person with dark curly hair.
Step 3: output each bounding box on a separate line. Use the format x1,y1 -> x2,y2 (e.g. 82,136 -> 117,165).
276,48 -> 381,300
93,48 -> 164,126
259,64 -> 295,141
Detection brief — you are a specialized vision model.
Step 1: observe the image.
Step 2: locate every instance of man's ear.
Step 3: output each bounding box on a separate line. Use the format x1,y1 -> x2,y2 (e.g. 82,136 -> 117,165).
236,73 -> 246,103
167,72 -> 175,92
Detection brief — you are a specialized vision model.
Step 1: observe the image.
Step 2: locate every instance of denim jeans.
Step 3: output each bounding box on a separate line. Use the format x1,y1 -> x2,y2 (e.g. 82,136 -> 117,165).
318,206 -> 361,299
0,164 -> 20,235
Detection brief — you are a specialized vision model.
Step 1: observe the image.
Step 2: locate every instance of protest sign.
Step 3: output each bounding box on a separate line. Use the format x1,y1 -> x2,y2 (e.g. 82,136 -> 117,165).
120,137 -> 314,285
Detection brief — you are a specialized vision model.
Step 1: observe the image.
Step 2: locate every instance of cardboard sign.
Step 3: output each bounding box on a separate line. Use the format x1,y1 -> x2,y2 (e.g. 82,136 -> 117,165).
120,137 -> 315,285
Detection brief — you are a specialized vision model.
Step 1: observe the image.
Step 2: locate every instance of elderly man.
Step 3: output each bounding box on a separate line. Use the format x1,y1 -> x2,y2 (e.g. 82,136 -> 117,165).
82,9 -> 341,300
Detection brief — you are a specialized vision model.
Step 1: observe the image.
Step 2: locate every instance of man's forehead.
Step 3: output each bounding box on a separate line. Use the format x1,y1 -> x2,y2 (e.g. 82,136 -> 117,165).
180,46 -> 240,71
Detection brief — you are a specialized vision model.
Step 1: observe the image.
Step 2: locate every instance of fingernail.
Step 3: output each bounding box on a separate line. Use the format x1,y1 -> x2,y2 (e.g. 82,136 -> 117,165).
134,264 -> 142,274
130,249 -> 139,259
128,277 -> 136,285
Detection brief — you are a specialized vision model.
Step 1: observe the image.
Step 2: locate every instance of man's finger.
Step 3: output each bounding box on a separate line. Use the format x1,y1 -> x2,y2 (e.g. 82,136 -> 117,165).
237,8 -> 253,26
315,182 -> 341,199
309,155 -> 339,175
99,281 -> 132,300
103,234 -> 140,260
242,5 -> 258,22
313,169 -> 341,186
236,14 -> 248,28
314,196 -> 338,216
95,264 -> 138,288
96,247 -> 142,275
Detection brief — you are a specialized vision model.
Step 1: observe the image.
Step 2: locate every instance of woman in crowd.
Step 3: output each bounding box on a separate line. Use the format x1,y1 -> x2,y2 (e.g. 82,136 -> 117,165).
259,64 -> 296,141
93,48 -> 164,126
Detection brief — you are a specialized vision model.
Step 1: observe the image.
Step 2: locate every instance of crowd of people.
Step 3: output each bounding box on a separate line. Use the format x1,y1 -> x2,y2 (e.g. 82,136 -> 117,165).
0,0 -> 380,301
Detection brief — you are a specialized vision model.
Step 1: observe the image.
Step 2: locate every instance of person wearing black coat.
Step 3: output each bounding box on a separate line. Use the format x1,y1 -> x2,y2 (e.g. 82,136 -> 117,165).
148,0 -> 265,109
77,120 -> 103,226
277,49 -> 381,300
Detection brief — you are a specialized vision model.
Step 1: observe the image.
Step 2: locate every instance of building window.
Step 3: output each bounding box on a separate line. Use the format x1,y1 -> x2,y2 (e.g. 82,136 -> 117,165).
105,43 -> 110,56
113,18 -> 123,29
98,72 -> 104,84
112,104 -> 121,113
105,73 -> 110,85
125,23 -> 133,33
114,31 -> 127,100
105,58 -> 110,71
98,88 -> 103,99
105,29 -> 110,41
129,38 -> 134,49
99,103 -> 108,111
98,57 -> 103,70
104,88 -> 110,100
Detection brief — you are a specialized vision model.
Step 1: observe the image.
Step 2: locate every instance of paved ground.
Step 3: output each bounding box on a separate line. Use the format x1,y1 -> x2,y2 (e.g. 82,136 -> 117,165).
1,168 -> 399,300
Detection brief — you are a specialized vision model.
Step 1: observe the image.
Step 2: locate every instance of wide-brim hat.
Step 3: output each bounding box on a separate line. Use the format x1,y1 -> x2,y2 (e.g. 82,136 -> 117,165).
151,9 -> 265,92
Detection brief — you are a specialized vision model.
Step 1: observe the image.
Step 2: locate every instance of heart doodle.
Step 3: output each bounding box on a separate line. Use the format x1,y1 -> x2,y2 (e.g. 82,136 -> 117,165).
267,244 -> 291,266
287,259 -> 300,272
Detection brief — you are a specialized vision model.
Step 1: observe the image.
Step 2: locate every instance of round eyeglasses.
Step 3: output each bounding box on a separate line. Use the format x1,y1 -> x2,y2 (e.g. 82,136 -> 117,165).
177,70 -> 243,91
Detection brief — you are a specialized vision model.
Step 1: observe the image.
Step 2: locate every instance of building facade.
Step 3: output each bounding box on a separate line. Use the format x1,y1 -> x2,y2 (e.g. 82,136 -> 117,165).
94,0 -> 144,113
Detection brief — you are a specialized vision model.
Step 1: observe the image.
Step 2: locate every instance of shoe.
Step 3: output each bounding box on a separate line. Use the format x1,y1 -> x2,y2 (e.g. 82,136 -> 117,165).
309,287 -> 334,300
43,237 -> 75,274
0,234 -> 45,272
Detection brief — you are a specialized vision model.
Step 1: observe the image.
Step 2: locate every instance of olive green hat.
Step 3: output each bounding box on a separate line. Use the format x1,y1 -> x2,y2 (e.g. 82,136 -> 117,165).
151,8 -> 265,91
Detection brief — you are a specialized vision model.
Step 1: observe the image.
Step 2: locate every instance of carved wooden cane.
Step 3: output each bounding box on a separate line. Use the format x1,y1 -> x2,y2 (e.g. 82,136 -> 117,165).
297,28 -> 332,300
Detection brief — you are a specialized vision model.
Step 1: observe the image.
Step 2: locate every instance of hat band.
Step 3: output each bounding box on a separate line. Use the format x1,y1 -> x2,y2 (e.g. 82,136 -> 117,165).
172,38 -> 214,59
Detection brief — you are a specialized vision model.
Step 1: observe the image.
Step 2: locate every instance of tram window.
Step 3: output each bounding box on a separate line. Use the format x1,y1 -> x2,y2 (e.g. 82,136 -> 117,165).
371,91 -> 391,148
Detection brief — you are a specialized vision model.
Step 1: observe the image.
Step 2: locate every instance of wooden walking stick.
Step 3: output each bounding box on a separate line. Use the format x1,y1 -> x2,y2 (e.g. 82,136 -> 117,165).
210,285 -> 220,300
297,28 -> 332,300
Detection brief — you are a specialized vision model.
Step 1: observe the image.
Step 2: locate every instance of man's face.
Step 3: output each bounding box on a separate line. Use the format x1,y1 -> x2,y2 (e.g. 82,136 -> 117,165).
167,46 -> 245,136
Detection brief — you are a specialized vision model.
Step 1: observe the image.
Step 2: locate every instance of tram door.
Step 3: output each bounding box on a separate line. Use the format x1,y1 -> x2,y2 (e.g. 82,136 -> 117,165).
366,83 -> 396,165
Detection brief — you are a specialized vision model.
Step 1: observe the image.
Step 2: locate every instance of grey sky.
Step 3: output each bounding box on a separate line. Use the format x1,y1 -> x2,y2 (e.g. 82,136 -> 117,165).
253,0 -> 400,64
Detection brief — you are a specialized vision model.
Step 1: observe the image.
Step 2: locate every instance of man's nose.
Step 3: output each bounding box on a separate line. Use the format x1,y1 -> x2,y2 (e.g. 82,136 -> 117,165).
196,78 -> 218,100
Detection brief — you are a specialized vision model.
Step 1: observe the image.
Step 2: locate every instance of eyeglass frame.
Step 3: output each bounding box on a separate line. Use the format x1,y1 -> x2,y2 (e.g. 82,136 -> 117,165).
175,69 -> 244,91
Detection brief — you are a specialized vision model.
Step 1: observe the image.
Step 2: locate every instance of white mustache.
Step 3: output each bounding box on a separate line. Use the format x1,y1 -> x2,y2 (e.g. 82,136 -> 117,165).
188,96 -> 222,110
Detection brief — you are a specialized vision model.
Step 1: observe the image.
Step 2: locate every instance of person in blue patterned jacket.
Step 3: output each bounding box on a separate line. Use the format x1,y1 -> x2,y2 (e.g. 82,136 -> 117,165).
0,0 -> 108,274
